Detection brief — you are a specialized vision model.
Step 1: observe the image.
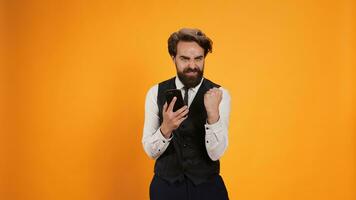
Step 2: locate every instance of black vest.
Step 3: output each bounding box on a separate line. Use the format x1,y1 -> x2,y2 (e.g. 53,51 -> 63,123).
154,77 -> 221,185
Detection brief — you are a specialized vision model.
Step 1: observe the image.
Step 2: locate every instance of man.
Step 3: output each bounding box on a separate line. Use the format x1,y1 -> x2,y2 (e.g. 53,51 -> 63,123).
142,28 -> 231,200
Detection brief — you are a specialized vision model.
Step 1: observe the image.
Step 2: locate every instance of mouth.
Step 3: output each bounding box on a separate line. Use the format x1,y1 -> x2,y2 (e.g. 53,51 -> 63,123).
185,71 -> 198,76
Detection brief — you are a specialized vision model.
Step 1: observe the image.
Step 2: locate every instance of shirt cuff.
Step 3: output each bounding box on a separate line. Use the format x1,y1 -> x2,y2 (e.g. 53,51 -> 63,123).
205,118 -> 223,134
158,128 -> 173,143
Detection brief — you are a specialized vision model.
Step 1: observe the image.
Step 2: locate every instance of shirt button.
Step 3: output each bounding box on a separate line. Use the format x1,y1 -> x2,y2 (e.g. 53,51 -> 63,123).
183,144 -> 187,148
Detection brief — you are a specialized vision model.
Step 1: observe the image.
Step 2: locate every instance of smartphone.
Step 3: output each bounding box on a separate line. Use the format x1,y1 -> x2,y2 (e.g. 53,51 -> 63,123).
164,89 -> 185,112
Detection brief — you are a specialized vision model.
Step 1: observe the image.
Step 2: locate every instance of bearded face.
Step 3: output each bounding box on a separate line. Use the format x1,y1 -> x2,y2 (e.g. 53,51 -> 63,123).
173,41 -> 205,88
176,62 -> 204,88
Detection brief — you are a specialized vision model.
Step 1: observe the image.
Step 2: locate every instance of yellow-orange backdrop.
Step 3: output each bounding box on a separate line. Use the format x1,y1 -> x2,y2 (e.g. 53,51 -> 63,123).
1,0 -> 355,200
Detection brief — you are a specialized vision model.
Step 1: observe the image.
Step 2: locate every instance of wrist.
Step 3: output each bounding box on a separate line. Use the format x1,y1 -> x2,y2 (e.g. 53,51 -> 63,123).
206,108 -> 219,117
160,125 -> 172,138
207,112 -> 219,124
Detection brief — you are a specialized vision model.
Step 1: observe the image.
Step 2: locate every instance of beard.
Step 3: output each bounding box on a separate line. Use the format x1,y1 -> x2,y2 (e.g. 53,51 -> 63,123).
176,64 -> 204,89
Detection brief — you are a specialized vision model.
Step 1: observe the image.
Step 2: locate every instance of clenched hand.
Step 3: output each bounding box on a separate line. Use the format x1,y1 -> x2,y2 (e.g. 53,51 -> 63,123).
204,87 -> 222,124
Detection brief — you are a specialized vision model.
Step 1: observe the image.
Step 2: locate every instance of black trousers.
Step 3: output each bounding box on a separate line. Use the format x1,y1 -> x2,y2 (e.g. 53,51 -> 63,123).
149,175 -> 229,200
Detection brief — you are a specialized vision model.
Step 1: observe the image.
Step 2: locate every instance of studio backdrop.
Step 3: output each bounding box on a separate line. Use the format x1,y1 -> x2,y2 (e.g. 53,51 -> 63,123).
1,0 -> 355,200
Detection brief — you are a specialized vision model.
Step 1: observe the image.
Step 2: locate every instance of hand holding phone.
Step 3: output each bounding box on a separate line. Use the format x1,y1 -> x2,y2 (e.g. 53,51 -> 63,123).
164,89 -> 185,112
160,89 -> 189,138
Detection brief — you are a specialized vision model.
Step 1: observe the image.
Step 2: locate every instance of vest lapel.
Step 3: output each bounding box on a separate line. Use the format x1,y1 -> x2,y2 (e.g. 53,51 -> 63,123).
189,79 -> 208,112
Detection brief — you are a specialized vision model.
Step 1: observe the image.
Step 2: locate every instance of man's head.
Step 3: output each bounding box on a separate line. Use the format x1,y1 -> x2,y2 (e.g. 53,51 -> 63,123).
168,28 -> 213,88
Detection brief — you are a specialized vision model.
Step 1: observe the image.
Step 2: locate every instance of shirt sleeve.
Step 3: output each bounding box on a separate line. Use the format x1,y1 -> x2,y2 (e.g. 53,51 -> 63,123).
204,87 -> 231,161
142,85 -> 172,159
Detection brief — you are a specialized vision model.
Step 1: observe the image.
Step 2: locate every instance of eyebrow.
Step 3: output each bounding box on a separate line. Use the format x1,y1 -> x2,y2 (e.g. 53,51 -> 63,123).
179,55 -> 204,59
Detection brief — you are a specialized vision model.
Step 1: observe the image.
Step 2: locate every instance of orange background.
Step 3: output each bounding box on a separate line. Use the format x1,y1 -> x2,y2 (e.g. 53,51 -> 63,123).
1,0 -> 355,199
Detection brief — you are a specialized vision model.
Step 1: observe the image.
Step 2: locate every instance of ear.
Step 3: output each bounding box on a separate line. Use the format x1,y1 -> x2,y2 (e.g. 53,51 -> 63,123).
171,56 -> 175,62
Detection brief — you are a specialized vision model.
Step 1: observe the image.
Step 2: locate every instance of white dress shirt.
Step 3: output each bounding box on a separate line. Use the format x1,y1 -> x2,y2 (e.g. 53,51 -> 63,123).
142,77 -> 231,161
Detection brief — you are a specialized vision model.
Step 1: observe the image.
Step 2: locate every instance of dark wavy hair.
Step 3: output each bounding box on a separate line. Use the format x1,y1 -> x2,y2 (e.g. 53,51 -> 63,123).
168,28 -> 213,57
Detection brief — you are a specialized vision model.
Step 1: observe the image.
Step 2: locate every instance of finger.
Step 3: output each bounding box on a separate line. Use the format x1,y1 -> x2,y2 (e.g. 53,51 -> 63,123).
212,88 -> 220,94
167,97 -> 176,111
177,108 -> 189,118
174,105 -> 188,115
177,115 -> 188,124
176,107 -> 189,118
163,102 -> 168,111
206,91 -> 213,96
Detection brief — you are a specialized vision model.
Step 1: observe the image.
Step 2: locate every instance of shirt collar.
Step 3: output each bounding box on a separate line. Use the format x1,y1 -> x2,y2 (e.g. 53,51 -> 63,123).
175,76 -> 204,93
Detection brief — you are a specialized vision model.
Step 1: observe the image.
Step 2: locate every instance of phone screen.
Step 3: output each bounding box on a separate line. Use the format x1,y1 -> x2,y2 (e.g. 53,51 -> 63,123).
164,89 -> 185,112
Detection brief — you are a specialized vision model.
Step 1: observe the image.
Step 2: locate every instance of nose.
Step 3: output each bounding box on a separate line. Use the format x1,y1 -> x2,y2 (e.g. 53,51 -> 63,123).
188,59 -> 196,69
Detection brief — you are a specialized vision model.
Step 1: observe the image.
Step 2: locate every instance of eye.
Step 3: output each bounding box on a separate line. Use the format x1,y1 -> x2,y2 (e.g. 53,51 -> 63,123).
180,57 -> 189,61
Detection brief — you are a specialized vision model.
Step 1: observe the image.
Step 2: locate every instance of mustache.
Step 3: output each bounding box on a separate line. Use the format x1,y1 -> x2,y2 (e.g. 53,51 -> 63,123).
184,68 -> 200,73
